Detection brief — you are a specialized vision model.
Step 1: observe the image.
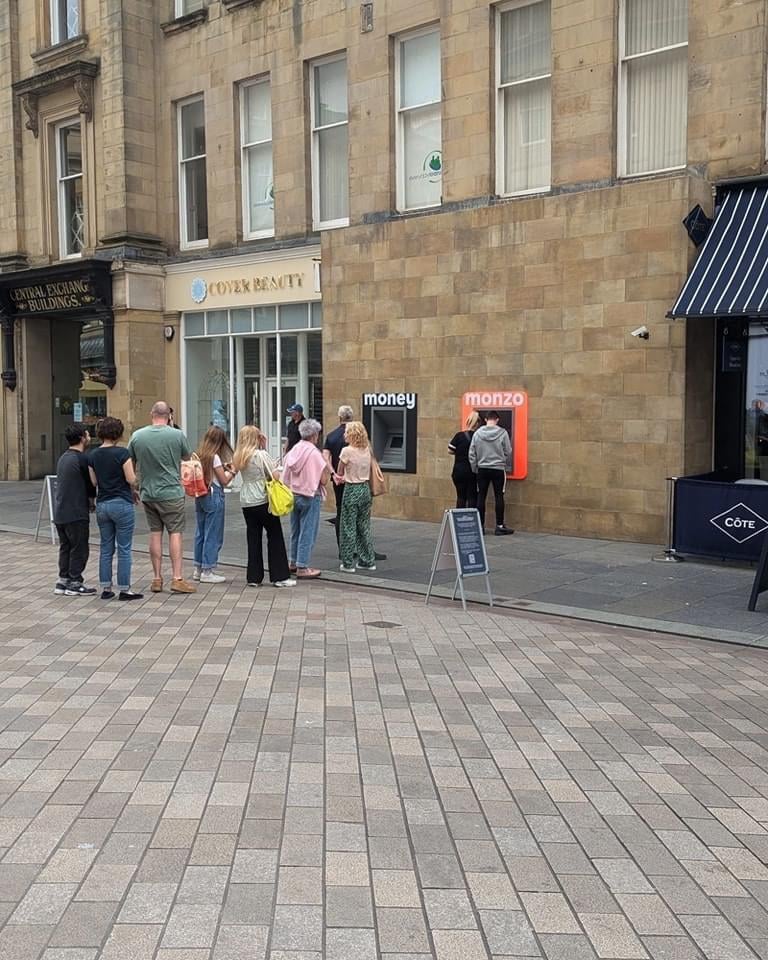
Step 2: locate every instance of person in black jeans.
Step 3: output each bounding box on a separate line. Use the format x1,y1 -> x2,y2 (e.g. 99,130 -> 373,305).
448,411 -> 481,508
53,423 -> 97,596
469,411 -> 514,535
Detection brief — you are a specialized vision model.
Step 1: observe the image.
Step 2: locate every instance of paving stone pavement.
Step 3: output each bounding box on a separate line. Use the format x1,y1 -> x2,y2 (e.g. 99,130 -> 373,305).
4,532 -> 768,959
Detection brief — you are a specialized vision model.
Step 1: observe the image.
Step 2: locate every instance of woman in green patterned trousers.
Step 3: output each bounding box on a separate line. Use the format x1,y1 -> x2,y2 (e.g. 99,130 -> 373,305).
335,421 -> 376,572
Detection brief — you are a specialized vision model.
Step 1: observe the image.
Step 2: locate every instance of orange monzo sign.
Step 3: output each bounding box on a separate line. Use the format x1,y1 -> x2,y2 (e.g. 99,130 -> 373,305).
461,390 -> 528,480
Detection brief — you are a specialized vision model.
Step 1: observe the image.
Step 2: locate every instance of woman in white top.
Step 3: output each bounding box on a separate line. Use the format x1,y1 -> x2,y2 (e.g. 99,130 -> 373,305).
232,425 -> 295,587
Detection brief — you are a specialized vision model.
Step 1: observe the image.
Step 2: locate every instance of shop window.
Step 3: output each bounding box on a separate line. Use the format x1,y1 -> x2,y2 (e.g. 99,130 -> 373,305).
395,27 -> 442,212
50,0 -> 80,44
496,0 -> 551,196
185,338 -> 231,445
178,96 -> 208,249
241,79 -> 274,239
207,310 -> 228,335
56,120 -> 84,259
278,303 -> 309,330
619,0 -> 687,176
254,306 -> 276,331
185,312 -> 205,336
231,308 -> 252,333
175,0 -> 204,16
310,54 -> 349,229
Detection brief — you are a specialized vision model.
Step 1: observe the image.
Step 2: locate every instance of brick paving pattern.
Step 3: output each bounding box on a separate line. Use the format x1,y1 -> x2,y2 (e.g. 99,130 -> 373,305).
2,532 -> 768,958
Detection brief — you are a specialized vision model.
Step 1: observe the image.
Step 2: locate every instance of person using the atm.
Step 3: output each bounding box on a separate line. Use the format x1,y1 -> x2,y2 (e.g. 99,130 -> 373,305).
469,411 -> 514,536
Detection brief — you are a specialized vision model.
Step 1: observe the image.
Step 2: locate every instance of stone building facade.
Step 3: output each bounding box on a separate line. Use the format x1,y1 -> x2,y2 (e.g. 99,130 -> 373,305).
0,0 -> 766,542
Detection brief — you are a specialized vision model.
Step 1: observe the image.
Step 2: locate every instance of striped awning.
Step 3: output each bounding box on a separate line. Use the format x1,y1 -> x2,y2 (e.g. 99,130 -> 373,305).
669,185 -> 768,319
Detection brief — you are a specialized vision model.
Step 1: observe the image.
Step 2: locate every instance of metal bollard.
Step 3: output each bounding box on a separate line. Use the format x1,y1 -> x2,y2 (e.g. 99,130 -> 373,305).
652,476 -> 683,562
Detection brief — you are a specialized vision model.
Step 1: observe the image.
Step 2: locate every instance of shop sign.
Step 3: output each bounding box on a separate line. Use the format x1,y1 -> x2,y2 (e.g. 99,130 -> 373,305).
362,392 -> 417,410
190,272 -> 305,304
710,503 -> 768,544
0,260 -> 113,321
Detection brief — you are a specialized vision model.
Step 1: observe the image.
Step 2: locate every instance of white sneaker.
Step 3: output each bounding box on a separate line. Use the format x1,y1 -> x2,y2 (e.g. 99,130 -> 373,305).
274,579 -> 297,588
200,571 -> 226,583
247,582 -> 261,588
339,564 -> 356,573
192,567 -> 201,581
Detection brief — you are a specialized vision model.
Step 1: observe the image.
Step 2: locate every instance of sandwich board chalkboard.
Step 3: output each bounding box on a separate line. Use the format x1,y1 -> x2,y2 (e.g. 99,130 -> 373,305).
34,475 -> 58,544
425,508 -> 493,611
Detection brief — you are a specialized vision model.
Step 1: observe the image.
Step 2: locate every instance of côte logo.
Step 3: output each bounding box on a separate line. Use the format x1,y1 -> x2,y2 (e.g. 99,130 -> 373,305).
710,502 -> 768,543
191,277 -> 208,304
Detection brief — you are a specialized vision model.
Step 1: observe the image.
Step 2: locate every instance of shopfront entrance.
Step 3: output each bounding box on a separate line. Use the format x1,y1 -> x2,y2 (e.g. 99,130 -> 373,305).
0,260 -> 114,477
183,307 -> 322,458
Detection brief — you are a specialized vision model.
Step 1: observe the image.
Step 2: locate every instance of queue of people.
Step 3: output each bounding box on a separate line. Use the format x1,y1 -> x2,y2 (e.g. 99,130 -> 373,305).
52,398 -> 516,598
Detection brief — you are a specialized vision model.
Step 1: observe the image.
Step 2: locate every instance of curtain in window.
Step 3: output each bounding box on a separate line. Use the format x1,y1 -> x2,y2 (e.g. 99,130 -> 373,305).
500,0 -> 550,85
624,0 -> 687,175
625,50 -> 687,174
503,78 -> 551,193
318,124 -> 349,222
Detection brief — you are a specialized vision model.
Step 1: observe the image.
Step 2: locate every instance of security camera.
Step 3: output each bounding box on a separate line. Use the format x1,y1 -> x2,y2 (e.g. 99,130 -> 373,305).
630,325 -> 650,340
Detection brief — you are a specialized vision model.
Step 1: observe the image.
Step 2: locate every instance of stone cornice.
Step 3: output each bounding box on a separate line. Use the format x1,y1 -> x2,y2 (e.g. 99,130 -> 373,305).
161,9 -> 208,36
13,60 -> 100,138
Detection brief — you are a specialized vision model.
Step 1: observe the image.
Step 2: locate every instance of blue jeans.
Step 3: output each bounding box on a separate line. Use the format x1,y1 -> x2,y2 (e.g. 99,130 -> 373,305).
96,498 -> 136,590
194,485 -> 225,571
290,494 -> 321,568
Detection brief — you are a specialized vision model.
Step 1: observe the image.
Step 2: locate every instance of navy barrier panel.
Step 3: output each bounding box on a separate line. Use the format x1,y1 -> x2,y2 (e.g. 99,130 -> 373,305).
673,474 -> 768,562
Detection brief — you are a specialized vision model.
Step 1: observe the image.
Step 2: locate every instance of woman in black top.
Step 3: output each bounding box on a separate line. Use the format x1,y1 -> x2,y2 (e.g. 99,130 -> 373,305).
448,411 -> 482,509
88,417 -> 143,601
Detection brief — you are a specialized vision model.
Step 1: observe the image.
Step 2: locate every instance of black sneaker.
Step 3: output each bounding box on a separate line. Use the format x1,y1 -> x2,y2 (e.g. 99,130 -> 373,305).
54,581 -> 69,596
65,582 -> 97,596
101,590 -> 115,600
494,526 -> 514,536
118,591 -> 144,601
374,552 -> 387,561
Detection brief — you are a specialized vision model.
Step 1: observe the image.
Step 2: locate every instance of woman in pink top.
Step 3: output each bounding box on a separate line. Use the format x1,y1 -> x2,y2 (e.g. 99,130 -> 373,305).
335,421 -> 376,573
281,418 -> 330,578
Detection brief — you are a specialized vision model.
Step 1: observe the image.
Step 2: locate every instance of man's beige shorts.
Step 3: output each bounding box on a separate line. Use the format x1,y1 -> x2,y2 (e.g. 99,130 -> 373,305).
143,498 -> 186,534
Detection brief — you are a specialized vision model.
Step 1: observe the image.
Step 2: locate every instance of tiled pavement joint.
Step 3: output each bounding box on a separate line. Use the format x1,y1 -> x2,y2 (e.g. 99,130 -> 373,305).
2,533 -> 768,958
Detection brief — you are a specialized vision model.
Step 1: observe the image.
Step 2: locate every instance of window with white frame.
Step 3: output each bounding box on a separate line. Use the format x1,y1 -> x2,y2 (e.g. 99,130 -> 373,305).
396,28 -> 442,211
56,121 -> 85,258
178,96 -> 208,248
619,0 -> 687,177
241,80 -> 274,239
497,0 -> 551,195
310,56 -> 349,229
50,0 -> 80,44
175,0 -> 204,17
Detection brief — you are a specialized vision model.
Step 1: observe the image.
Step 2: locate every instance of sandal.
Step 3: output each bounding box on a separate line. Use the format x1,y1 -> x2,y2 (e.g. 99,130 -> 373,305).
295,568 -> 321,579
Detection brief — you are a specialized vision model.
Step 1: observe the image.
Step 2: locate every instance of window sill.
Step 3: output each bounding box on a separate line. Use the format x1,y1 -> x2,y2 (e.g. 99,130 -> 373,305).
31,35 -> 89,66
313,219 -> 350,232
222,0 -> 263,9
161,9 -> 208,36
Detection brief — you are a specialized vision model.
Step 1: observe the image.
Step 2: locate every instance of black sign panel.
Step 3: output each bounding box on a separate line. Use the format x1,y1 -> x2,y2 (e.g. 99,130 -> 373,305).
0,259 -> 113,321
673,474 -> 768,562
451,509 -> 488,576
749,533 -> 768,611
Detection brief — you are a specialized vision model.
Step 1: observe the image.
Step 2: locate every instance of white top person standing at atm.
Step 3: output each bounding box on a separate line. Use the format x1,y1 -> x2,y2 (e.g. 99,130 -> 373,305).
469,411 -> 514,536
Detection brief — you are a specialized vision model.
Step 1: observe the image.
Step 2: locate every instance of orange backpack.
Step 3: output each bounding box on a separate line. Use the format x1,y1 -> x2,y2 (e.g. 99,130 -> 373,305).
181,454 -> 208,497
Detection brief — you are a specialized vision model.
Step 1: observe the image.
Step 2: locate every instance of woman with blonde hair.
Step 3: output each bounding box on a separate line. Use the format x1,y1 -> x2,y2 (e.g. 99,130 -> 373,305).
193,426 -> 234,583
232,425 -> 295,587
448,410 -> 481,509
334,421 -> 376,573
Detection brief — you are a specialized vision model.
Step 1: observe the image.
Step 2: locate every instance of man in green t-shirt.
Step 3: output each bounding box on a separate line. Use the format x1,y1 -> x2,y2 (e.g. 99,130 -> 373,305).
128,401 -> 196,594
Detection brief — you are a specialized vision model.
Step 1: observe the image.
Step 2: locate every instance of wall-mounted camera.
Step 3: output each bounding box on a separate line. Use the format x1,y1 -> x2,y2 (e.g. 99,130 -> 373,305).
630,325 -> 650,340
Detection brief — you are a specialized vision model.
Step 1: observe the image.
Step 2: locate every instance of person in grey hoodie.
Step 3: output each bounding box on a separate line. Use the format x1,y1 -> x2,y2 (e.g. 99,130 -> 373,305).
469,412 -> 514,535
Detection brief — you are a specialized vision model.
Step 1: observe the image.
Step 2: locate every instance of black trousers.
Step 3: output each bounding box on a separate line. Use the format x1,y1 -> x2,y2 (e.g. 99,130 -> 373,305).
242,504 -> 291,584
452,465 -> 477,510
332,481 -> 344,547
56,520 -> 90,582
476,468 -> 506,529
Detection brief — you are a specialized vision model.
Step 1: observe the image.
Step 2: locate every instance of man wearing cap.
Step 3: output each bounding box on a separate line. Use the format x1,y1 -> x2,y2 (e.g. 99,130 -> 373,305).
285,403 -> 305,454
